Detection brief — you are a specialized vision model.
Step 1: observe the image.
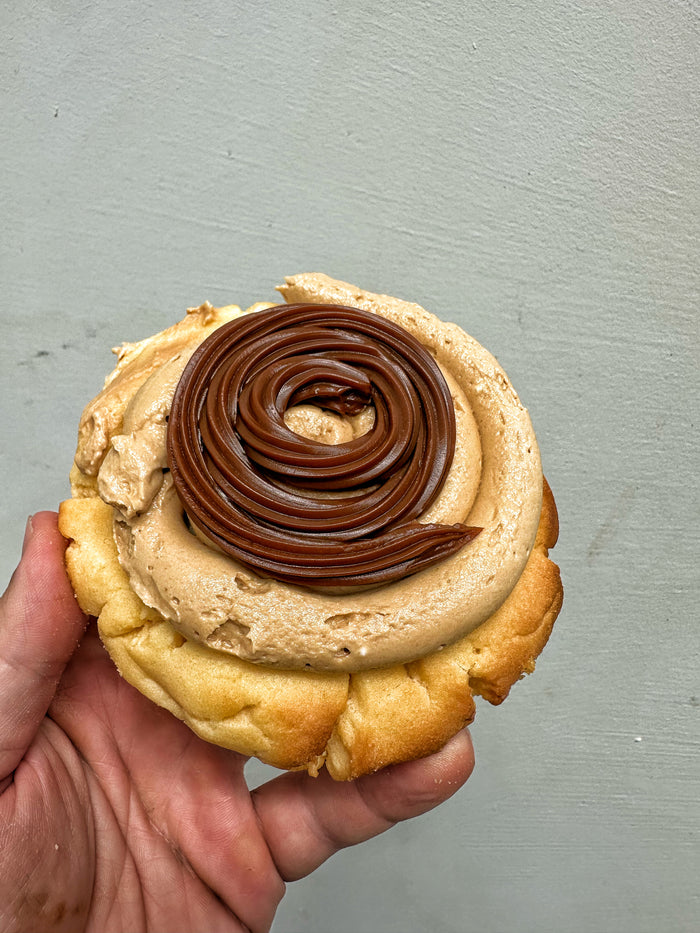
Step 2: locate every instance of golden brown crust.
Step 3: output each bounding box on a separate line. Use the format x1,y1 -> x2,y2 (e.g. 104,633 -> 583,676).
58,482 -> 562,780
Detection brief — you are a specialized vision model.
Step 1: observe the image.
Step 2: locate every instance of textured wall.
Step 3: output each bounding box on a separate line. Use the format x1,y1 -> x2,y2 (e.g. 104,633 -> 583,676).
1,2 -> 698,931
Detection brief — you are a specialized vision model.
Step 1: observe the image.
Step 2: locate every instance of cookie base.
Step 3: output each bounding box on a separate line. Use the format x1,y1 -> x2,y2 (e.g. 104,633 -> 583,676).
58,481 -> 562,780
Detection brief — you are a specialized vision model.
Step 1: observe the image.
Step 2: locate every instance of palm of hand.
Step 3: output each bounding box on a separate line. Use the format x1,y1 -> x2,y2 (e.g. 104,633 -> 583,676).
0,514 -> 474,933
7,624 -> 281,932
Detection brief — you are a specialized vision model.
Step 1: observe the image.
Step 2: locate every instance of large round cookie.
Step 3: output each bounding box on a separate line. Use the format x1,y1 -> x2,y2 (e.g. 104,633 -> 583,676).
59,276 -> 563,780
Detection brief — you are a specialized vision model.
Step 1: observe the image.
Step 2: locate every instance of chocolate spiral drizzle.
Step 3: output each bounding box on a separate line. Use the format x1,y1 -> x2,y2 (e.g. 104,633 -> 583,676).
166,304 -> 481,587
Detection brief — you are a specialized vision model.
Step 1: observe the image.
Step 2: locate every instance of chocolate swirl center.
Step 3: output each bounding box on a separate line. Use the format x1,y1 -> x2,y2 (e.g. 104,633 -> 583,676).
166,304 -> 480,587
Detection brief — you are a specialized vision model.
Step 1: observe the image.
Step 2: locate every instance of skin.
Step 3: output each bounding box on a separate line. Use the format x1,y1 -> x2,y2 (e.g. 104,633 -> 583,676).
0,512 -> 475,933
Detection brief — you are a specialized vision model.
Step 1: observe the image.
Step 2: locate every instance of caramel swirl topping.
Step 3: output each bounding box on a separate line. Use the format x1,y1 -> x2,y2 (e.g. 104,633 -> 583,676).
166,304 -> 480,587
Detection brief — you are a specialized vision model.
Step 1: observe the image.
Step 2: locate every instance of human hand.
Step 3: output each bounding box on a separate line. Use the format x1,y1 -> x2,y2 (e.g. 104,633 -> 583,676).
0,512 -> 474,933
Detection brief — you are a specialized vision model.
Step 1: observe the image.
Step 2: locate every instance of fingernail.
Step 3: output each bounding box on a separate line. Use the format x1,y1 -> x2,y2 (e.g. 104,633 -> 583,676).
22,515 -> 35,555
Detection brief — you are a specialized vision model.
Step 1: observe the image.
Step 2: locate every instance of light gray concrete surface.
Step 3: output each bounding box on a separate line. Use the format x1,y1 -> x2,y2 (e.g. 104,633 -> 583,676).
1,2 -> 698,931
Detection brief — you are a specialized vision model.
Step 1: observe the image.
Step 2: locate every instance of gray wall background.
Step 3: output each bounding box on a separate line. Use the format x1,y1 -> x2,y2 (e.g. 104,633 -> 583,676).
1,2 -> 698,931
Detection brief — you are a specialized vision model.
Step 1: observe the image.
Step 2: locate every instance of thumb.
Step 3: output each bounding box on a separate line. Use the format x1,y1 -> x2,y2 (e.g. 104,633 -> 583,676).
0,512 -> 87,782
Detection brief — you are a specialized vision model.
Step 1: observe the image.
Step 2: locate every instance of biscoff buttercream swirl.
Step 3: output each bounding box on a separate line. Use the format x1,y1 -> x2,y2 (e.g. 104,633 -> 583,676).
166,304 -> 480,587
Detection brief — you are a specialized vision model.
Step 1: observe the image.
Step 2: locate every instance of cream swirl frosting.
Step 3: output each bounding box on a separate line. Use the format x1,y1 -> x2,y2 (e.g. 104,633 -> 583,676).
93,275 -> 542,671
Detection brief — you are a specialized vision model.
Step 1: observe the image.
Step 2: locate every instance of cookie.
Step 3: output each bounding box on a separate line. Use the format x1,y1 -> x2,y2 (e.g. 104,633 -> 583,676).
59,275 -> 563,779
